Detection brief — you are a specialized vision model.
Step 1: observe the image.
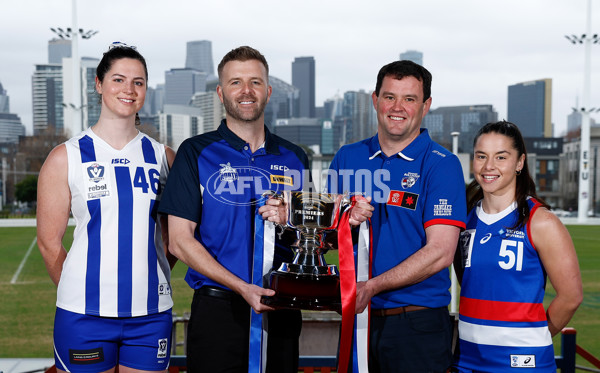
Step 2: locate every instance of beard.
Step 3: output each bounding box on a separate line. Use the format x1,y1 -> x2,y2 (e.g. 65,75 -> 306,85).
222,93 -> 268,123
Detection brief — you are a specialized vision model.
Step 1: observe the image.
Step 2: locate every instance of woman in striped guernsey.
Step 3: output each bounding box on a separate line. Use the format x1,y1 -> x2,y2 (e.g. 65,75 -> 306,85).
452,121 -> 582,372
37,42 -> 176,373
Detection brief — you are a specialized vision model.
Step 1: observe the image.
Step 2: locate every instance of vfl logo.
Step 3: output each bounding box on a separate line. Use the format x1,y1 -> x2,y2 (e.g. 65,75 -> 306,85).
480,233 -> 492,244
87,163 -> 105,183
219,163 -> 238,182
157,338 -> 168,358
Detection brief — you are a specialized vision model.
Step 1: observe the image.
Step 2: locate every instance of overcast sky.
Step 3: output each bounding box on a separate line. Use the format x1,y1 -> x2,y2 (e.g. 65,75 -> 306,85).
1,0 -> 599,137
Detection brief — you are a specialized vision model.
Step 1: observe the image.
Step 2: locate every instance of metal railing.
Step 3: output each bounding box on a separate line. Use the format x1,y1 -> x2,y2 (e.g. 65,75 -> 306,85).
167,328 -> 600,373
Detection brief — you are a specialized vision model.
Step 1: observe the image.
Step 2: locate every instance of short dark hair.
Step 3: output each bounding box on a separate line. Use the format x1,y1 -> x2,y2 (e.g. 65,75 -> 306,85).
374,60 -> 432,101
96,45 -> 148,83
217,46 -> 269,83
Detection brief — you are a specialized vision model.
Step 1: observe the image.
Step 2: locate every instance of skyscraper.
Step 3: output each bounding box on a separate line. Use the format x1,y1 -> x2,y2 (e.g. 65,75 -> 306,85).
343,90 -> 376,143
185,40 -> 214,77
265,76 -> 299,129
82,57 -> 101,130
292,56 -> 316,118
400,50 -> 423,66
32,64 -> 63,135
48,38 -> 71,64
165,68 -> 208,105
0,81 -> 9,113
507,79 -> 552,138
190,91 -> 225,132
423,105 -> 498,152
0,82 -> 25,143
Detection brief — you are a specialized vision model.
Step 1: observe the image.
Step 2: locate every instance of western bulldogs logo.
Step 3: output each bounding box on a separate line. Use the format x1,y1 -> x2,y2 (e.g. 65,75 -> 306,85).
401,172 -> 419,189
87,163 -> 105,183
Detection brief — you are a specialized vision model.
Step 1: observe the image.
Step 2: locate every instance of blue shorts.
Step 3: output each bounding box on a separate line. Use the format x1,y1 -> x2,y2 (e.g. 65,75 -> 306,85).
53,307 -> 172,372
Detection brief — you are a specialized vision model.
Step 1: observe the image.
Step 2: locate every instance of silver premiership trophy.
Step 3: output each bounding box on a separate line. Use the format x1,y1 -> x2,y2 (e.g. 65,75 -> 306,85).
261,191 -> 351,311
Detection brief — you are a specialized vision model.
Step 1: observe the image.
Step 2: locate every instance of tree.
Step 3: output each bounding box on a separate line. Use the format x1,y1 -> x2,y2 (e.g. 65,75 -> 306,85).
15,175 -> 38,203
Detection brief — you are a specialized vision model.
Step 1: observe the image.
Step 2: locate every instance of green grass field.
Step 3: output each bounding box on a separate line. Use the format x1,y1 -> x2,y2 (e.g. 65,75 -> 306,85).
1,225 -> 598,369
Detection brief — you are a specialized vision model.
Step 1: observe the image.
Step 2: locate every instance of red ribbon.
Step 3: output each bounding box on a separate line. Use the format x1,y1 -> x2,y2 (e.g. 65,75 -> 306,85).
337,207 -> 356,373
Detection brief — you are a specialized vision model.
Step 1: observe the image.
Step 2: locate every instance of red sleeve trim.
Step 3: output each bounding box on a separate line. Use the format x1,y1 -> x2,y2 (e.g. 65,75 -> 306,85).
527,198 -> 542,251
424,218 -> 466,230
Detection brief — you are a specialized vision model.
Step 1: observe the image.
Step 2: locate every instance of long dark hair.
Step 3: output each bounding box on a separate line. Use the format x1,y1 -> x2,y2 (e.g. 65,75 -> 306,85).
466,121 -> 549,229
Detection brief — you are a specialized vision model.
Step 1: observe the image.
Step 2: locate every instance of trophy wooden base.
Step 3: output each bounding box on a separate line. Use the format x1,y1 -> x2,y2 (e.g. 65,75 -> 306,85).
261,271 -> 341,311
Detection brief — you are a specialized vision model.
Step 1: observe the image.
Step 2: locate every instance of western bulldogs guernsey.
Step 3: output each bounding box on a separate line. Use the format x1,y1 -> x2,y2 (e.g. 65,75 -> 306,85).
58,128 -> 173,318
454,198 -> 555,371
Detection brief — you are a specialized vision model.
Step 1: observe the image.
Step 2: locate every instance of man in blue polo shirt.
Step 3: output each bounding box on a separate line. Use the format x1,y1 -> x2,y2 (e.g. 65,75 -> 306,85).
329,60 -> 466,372
159,46 -> 308,372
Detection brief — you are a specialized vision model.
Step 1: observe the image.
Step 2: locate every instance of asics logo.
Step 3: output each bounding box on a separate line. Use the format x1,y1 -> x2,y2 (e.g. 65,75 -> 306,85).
480,233 -> 492,244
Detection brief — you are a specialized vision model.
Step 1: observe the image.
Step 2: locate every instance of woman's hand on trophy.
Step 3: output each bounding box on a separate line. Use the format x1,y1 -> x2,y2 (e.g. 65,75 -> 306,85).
259,196 -> 288,225
349,196 -> 373,226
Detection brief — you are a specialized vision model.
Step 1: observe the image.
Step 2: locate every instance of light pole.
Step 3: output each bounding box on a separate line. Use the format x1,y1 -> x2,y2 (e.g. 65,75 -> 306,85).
50,0 -> 98,135
450,131 -> 460,314
565,0 -> 598,222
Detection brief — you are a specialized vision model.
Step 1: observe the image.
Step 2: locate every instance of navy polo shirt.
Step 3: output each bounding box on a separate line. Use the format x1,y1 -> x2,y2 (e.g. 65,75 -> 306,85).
328,129 -> 466,309
159,120 -> 309,290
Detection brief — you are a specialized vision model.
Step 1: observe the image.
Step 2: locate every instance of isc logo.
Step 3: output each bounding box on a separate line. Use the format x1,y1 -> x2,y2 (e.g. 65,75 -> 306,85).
270,164 -> 289,171
112,158 -> 131,164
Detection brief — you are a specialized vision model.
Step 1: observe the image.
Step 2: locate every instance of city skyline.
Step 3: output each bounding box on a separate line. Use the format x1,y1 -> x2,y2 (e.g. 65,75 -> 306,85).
1,0 -> 599,137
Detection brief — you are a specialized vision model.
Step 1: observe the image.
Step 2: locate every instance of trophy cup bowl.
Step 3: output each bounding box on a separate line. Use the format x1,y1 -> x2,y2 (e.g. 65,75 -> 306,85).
261,191 -> 349,311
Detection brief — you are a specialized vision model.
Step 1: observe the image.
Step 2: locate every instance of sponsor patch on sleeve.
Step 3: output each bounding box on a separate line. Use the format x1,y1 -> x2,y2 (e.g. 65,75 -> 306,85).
387,190 -> 419,210
270,174 -> 293,186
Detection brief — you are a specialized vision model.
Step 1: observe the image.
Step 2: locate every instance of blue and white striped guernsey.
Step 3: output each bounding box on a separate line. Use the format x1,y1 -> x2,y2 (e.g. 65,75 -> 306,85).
58,127 -> 173,317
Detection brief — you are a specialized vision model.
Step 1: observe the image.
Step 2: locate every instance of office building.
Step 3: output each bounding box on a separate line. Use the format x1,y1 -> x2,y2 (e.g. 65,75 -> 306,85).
399,50 -> 423,66
265,76 -> 299,129
165,68 -> 208,106
562,126 -> 600,214
342,90 -> 376,143
567,109 -> 597,135
273,117 -> 343,156
62,57 -> 100,136
423,105 -> 498,153
0,82 -> 9,113
507,79 -> 552,138
32,64 -> 63,135
82,57 -> 101,130
159,105 -> 203,150
323,94 -> 344,121
141,84 -> 165,116
185,40 -> 214,77
0,113 -> 25,144
523,137 -> 564,209
48,38 -> 71,64
292,57 -> 316,118
0,83 -> 25,143
190,91 -> 225,132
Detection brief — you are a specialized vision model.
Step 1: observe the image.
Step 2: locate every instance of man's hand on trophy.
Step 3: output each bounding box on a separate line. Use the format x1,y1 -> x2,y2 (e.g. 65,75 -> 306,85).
259,195 -> 288,225
349,196 -> 373,226
242,283 -> 276,314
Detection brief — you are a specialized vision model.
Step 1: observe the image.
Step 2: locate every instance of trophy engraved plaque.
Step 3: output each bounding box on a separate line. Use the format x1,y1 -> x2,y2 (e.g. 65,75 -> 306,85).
261,191 -> 350,311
